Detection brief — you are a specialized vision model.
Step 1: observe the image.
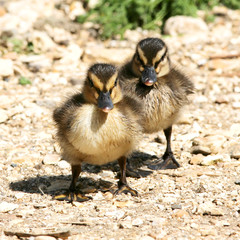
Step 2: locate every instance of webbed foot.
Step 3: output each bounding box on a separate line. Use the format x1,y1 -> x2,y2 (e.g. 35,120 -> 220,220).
54,191 -> 92,202
114,184 -> 139,197
148,153 -> 180,170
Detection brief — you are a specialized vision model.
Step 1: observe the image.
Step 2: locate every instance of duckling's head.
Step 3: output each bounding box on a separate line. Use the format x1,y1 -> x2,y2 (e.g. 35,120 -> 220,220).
83,63 -> 122,113
132,38 -> 170,86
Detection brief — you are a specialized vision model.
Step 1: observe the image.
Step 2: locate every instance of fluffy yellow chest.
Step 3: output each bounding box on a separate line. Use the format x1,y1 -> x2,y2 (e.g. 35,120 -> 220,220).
66,104 -> 134,164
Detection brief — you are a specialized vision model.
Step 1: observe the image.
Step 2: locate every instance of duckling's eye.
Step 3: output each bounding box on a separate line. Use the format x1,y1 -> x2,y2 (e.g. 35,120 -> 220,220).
114,78 -> 118,87
154,60 -> 161,69
88,77 -> 94,87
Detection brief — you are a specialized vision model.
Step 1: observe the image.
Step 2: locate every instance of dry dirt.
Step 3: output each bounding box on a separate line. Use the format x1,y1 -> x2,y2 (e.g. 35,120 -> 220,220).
0,1 -> 240,239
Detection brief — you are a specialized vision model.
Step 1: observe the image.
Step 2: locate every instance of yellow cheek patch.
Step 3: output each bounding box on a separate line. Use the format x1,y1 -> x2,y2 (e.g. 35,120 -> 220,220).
140,66 -> 144,72
94,91 -> 99,99
106,72 -> 118,91
89,73 -> 104,91
137,46 -> 147,65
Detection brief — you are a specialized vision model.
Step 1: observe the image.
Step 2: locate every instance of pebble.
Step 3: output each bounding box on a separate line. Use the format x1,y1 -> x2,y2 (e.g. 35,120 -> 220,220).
200,227 -> 218,236
35,236 -> 56,240
132,218 -> 144,226
197,202 -> 224,216
0,202 -> 18,213
172,209 -> 190,218
164,16 -> 208,36
0,109 -> 8,123
83,47 -> 133,65
230,124 -> 240,137
200,155 -> 224,166
171,204 -> 182,210
57,160 -> 70,169
228,143 -> 240,159
191,146 -> 211,155
43,154 -> 60,165
0,58 -> 13,76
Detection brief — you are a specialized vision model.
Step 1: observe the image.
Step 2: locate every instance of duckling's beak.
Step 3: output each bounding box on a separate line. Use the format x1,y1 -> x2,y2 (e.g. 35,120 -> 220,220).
141,66 -> 157,86
97,91 -> 114,113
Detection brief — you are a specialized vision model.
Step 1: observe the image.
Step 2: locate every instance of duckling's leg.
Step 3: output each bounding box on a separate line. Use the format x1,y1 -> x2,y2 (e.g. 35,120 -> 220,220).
114,156 -> 138,197
54,164 -> 92,202
149,126 -> 180,170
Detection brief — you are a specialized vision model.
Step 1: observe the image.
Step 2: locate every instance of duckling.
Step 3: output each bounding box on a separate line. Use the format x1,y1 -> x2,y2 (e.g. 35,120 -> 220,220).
53,63 -> 142,202
119,38 -> 194,170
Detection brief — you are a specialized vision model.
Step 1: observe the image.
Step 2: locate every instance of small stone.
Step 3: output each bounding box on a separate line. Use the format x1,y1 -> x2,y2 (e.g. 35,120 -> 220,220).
232,102 -> 240,109
113,200 -> 134,208
197,202 -> 224,216
0,201 -> 18,213
0,58 -> 13,76
43,154 -> 60,165
0,109 -> 8,123
200,228 -> 218,236
57,160 -> 70,169
228,144 -> 240,159
171,204 -> 182,210
164,16 -> 208,36
83,47 -> 133,65
189,154 -> 205,165
230,124 -> 240,137
177,112 -> 193,124
191,146 -> 211,155
35,236 -> 56,240
15,192 -> 25,199
172,209 -> 190,218
132,218 -> 144,226
201,155 -> 224,166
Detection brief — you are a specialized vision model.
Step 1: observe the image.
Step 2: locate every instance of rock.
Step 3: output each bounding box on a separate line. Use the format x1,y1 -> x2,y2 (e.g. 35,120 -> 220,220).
197,202 -> 224,216
0,109 -> 8,123
68,1 -> 86,20
208,59 -> 239,71
0,202 -> 18,213
232,102 -> 240,109
54,43 -> 83,71
30,30 -> 56,53
172,209 -> 190,218
35,236 -> 56,240
43,154 -> 60,165
132,218 -> 144,226
83,47 -> 133,65
191,146 -> 211,155
57,160 -> 70,169
201,155 -> 224,166
0,58 -> 13,76
177,112 -> 193,124
20,54 -> 52,72
190,154 -> 205,165
228,144 -> 240,159
192,135 -> 226,154
230,124 -> 240,137
164,16 -> 208,36
171,204 -> 182,210
200,227 -> 218,236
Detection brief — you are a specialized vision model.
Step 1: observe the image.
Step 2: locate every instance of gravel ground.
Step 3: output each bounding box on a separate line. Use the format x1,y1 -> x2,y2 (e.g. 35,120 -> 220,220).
0,1 -> 240,239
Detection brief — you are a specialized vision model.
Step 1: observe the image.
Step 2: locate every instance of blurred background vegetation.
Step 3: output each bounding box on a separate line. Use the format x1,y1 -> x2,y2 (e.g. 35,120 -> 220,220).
76,0 -> 240,39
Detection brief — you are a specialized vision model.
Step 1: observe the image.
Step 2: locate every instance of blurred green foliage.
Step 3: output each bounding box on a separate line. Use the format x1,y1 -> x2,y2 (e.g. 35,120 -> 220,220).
77,0 -> 240,39
19,76 -> 31,85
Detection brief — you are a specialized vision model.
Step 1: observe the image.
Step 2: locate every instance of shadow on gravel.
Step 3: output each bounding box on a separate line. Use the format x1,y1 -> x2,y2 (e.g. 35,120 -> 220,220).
9,151 -> 155,196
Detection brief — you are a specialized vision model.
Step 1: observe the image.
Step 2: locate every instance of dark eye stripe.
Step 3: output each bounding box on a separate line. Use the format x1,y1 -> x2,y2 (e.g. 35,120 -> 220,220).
88,77 -> 94,87
136,52 -> 145,66
160,48 -> 168,62
155,48 -> 168,68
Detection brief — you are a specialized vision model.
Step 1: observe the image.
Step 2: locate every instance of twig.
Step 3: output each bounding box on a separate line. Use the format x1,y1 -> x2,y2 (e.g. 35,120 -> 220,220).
4,230 -> 71,238
209,52 -> 240,60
